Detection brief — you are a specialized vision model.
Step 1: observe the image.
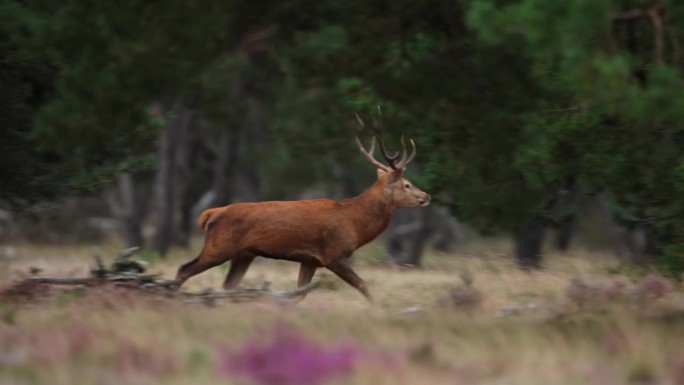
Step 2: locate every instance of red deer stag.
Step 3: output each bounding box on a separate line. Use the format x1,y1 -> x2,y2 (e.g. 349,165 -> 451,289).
174,135 -> 431,302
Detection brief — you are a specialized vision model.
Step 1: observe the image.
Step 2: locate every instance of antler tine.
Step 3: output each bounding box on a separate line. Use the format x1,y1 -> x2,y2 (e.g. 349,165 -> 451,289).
354,113 -> 366,129
355,136 -> 390,172
367,136 -> 375,155
354,111 -> 405,171
376,136 -> 401,170
397,136 -> 408,166
399,138 -> 417,168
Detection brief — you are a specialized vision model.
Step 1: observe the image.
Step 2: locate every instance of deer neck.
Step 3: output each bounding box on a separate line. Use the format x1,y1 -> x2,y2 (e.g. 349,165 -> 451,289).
343,183 -> 395,247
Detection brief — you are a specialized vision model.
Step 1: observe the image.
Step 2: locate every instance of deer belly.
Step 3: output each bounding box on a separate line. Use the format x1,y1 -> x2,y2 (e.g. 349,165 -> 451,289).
246,237 -> 326,266
240,224 -> 342,266
253,249 -> 324,266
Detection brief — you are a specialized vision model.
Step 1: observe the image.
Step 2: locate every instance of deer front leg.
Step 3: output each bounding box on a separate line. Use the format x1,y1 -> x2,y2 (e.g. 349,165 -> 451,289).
325,260 -> 374,303
291,262 -> 318,303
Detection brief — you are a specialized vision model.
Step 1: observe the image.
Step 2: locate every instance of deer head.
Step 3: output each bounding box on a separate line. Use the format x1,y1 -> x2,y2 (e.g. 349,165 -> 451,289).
355,134 -> 431,208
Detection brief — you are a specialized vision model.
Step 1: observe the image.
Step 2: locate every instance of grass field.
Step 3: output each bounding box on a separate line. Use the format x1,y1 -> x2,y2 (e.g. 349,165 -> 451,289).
1,239 -> 684,385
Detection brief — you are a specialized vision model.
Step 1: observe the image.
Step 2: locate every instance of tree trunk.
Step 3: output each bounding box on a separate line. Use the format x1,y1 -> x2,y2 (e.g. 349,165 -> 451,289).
118,173 -> 144,248
107,172 -> 147,248
178,192 -> 196,247
173,112 -> 198,248
332,164 -> 356,200
385,209 -> 410,264
240,100 -> 264,201
595,193 -> 660,263
385,207 -> 431,267
431,206 -> 463,253
644,226 -> 665,257
386,236 -> 403,261
153,124 -> 176,256
210,127 -> 241,207
403,207 -> 432,266
153,102 -> 190,257
514,220 -> 545,269
554,219 -> 576,252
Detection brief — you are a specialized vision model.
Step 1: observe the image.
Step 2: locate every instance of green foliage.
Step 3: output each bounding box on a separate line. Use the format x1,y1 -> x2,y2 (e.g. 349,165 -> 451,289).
138,250 -> 164,265
0,15 -> 63,205
465,0 -> 684,245
1,0 -> 275,202
5,0 -> 684,268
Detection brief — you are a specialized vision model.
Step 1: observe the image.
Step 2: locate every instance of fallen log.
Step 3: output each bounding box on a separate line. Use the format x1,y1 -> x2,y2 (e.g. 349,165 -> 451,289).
16,247 -> 323,304
177,279 -> 323,302
29,277 -> 95,285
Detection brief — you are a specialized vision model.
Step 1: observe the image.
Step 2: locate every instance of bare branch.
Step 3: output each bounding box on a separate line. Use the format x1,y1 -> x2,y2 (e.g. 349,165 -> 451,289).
30,277 -> 94,285
546,105 -> 581,113
117,247 -> 140,260
20,248 -> 324,305
92,247 -> 107,277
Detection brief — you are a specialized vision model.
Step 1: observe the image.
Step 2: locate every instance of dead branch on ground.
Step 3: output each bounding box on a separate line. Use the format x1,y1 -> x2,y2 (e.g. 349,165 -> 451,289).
7,247 -> 321,304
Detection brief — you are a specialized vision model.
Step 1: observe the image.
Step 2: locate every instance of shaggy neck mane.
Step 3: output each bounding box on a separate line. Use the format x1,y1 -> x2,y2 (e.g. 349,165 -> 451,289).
340,181 -> 395,246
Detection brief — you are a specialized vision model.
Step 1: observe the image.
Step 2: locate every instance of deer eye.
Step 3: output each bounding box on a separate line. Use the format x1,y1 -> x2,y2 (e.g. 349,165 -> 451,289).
404,183 -> 411,189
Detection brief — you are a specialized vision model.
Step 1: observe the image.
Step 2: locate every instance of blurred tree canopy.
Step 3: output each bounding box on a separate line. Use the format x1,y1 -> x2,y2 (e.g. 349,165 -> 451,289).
2,0 -> 684,269
467,0 -> 684,267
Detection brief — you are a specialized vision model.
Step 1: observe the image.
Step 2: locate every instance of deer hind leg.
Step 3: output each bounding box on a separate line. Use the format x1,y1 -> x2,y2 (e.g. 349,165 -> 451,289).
325,260 -> 374,303
175,256 -> 220,290
175,246 -> 237,289
290,262 -> 318,303
222,255 -> 256,290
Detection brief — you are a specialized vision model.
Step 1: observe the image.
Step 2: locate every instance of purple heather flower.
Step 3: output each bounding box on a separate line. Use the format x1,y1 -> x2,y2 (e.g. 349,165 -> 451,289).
217,325 -> 373,385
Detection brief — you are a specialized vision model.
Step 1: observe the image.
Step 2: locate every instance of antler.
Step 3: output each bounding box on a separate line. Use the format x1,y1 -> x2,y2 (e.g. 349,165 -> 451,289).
395,136 -> 416,169
377,137 -> 401,169
354,113 -> 417,171
355,136 -> 391,172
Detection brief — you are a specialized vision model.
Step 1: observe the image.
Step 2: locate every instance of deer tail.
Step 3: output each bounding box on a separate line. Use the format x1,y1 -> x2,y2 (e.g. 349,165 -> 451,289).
198,208 -> 221,231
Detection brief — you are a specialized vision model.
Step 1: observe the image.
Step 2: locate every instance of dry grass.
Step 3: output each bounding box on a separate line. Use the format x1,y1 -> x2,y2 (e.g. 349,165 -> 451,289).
1,239 -> 684,385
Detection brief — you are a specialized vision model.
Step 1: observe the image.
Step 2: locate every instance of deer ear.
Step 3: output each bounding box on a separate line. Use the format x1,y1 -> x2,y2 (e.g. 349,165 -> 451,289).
376,168 -> 387,178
